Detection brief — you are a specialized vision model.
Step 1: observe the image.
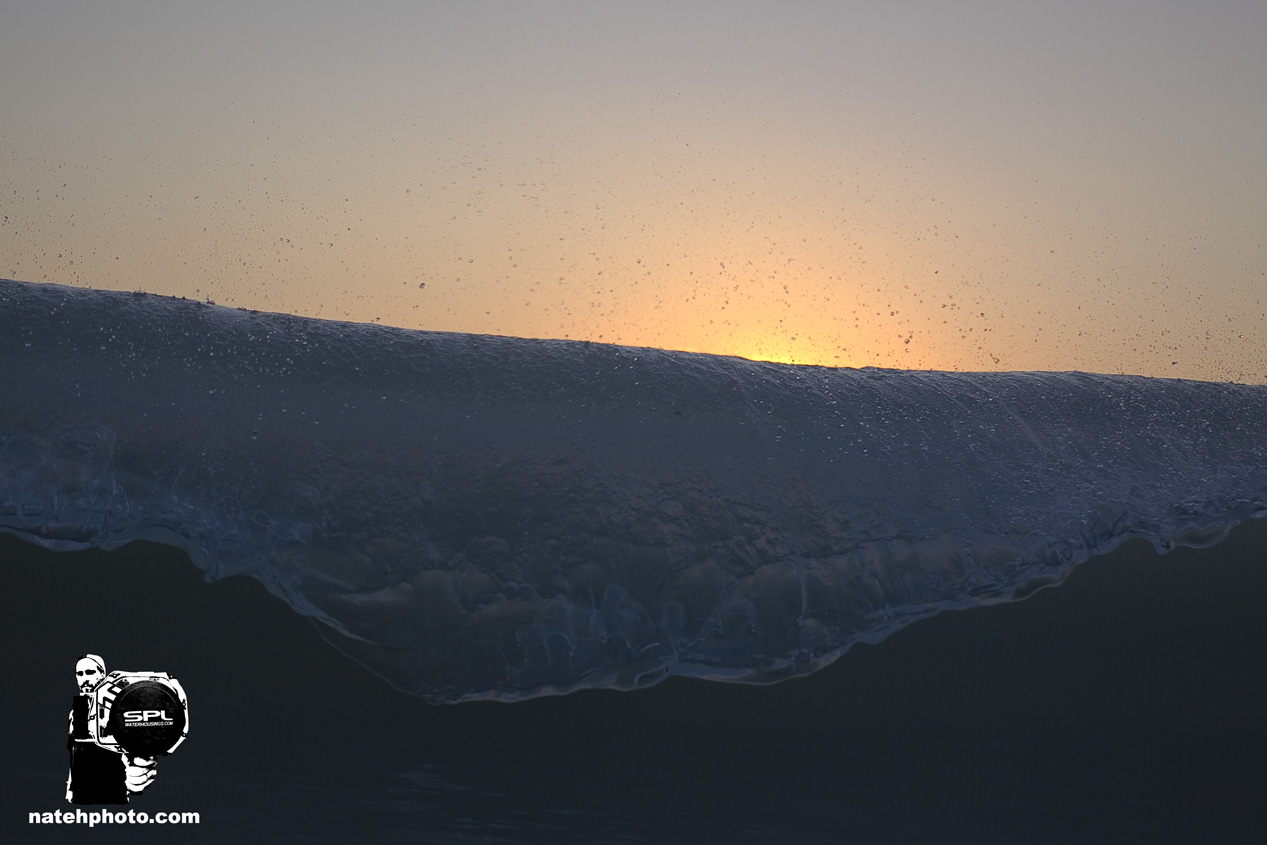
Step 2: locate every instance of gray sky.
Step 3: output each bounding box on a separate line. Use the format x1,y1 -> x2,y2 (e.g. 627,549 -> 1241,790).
3,1 -> 1264,379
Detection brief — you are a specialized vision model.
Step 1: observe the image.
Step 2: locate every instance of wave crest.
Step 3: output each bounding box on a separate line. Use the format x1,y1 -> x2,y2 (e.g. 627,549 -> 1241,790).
3,279 -> 1266,702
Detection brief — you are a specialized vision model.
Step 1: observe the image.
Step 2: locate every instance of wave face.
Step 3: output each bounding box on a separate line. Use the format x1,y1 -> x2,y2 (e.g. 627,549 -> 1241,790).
3,279 -> 1266,702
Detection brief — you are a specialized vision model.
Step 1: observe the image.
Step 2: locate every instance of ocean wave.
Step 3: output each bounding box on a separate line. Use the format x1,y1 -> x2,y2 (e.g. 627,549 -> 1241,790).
3,278 -> 1266,702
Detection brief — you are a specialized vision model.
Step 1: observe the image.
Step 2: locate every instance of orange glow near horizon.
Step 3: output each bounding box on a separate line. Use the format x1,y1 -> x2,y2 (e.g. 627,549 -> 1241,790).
2,4 -> 1264,383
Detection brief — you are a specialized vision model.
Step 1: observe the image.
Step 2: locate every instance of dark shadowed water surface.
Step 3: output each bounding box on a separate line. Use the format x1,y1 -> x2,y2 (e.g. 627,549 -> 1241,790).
3,518 -> 1266,843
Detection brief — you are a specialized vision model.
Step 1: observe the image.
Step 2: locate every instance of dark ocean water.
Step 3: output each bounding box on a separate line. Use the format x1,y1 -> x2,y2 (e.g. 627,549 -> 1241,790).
4,280 -> 1267,841
3,518 -> 1265,843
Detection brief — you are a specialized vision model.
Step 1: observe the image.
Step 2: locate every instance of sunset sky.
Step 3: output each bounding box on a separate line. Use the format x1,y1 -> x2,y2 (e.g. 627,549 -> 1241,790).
3,1 -> 1264,381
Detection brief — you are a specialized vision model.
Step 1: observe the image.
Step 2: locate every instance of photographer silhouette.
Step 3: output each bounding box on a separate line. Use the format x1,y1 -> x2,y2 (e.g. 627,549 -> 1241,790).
66,655 -> 159,805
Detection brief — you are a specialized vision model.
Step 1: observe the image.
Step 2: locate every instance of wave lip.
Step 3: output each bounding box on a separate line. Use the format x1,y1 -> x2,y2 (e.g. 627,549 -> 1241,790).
3,278 -> 1267,702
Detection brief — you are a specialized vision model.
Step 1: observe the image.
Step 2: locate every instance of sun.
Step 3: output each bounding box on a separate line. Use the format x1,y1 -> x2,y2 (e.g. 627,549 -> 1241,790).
726,338 -> 858,368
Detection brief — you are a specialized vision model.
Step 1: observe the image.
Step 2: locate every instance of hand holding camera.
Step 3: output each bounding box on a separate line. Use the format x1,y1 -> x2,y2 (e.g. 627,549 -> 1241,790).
123,755 -> 158,793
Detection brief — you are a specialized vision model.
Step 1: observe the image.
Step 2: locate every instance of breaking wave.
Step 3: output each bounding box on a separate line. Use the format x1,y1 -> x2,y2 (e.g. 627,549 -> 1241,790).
3,279 -> 1266,702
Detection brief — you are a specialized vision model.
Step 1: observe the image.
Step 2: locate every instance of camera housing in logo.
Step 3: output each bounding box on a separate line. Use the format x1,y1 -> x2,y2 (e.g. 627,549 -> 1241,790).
92,671 -> 189,758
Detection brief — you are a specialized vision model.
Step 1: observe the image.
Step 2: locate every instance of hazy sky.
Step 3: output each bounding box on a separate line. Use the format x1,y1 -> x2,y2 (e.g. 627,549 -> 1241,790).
3,1 -> 1264,380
